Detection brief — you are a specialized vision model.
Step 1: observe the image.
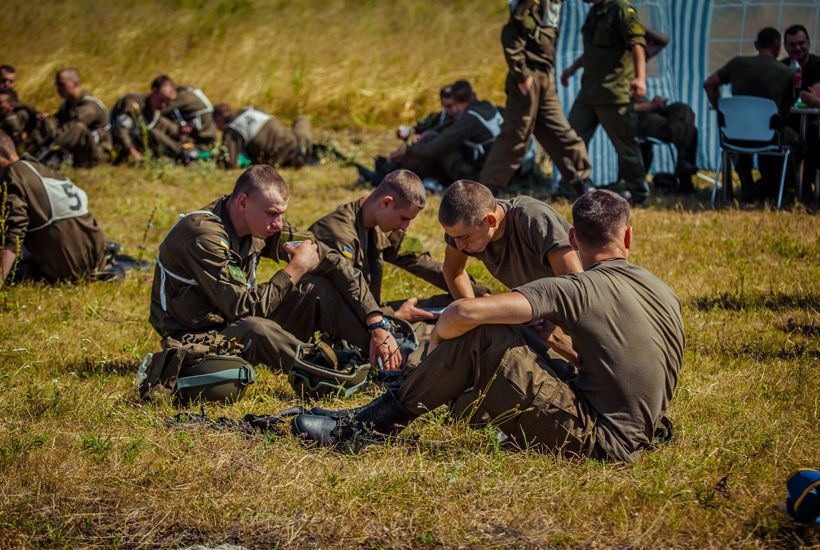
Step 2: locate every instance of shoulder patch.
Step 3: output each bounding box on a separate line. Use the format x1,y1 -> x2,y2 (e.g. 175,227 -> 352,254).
341,244 -> 354,259
227,263 -> 247,285
218,236 -> 230,250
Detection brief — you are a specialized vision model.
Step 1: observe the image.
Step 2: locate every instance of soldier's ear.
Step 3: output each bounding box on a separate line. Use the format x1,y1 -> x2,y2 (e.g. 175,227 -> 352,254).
380,195 -> 394,209
624,225 -> 633,250
485,213 -> 498,228
569,228 -> 580,251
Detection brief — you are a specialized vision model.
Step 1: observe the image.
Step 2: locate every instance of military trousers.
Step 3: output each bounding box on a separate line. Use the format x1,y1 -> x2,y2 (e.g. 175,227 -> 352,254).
48,120 -> 110,168
401,148 -> 481,185
397,324 -> 601,457
481,68 -> 592,191
569,100 -> 648,199
637,102 -> 698,176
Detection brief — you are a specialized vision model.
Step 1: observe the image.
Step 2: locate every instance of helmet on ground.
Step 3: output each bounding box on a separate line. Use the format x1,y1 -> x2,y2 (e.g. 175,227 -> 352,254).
288,340 -> 370,399
175,354 -> 257,404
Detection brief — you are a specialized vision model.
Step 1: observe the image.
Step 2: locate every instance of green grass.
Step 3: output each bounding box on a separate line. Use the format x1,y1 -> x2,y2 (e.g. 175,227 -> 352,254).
2,0 -> 820,546
0,154 -> 817,548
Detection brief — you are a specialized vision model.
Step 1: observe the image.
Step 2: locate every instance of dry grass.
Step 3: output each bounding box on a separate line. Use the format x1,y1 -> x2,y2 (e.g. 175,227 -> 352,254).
1,1 -> 819,547
0,150 -> 817,548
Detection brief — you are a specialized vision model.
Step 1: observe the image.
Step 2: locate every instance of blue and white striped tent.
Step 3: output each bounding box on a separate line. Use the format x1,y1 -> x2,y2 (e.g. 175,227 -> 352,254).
555,0 -> 820,184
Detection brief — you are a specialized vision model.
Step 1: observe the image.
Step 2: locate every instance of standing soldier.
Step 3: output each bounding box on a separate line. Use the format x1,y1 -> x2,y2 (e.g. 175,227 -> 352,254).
212,104 -> 313,169
110,76 -> 185,163
161,82 -> 217,149
39,68 -> 111,167
0,130 -> 106,284
562,0 -> 649,203
480,0 -> 592,196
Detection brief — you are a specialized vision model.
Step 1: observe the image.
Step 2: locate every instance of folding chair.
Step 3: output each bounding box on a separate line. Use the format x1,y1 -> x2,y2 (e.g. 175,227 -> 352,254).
712,96 -> 793,209
638,135 -> 677,171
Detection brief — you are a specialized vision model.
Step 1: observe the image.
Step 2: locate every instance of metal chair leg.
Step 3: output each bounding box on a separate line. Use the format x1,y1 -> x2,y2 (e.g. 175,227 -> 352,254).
776,150 -> 790,210
712,148 -> 723,207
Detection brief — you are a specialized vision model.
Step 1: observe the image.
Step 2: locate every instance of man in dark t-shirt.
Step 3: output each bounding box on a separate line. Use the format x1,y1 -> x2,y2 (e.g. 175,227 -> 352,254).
704,27 -> 797,202
293,190 -> 685,463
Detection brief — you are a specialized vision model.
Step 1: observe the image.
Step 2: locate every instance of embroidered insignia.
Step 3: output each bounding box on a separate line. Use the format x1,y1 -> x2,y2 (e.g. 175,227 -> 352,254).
341,244 -> 354,260
227,263 -> 247,285
218,236 -> 230,250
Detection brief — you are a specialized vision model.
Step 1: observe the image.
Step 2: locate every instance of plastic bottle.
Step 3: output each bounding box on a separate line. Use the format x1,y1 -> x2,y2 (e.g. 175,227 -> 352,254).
136,352 -> 153,386
792,59 -> 803,94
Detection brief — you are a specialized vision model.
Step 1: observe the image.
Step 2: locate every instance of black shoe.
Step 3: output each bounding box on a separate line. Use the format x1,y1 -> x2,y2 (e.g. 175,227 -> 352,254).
292,390 -> 418,447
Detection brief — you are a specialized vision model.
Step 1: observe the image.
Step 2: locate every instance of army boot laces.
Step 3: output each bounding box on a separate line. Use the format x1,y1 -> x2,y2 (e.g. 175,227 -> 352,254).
291,390 -> 419,448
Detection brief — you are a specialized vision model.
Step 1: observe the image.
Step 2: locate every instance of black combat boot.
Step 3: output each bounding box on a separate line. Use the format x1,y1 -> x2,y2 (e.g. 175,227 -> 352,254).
292,390 -> 418,447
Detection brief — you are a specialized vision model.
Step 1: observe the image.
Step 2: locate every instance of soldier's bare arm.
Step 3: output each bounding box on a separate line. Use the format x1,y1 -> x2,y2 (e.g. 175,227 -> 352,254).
442,245 -> 474,299
0,249 -> 16,285
547,246 -> 583,276
629,44 -> 647,98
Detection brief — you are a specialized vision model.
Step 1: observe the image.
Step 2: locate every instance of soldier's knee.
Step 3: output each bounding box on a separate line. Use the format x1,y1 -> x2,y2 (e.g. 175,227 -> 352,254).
234,316 -> 282,339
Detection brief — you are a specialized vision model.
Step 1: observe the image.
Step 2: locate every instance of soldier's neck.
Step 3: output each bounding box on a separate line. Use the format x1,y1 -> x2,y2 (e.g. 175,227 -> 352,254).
489,205 -> 507,242
360,196 -> 378,229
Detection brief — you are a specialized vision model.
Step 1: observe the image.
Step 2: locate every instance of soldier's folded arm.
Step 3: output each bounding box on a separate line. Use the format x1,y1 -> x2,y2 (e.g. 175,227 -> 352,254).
442,245 -> 476,300
383,241 -> 450,292
406,121 -> 474,159
180,233 -> 294,321
221,129 -> 243,168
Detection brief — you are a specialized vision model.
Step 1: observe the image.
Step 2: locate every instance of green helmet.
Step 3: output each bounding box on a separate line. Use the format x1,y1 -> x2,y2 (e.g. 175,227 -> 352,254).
288,340 -> 370,399
175,354 -> 257,404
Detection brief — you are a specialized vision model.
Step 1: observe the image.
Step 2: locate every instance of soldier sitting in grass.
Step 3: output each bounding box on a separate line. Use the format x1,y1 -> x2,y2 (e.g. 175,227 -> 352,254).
161,82 -> 217,149
212,103 -> 313,169
148,164 -> 402,373
0,129 -> 107,284
309,169 -> 485,323
292,190 -> 685,463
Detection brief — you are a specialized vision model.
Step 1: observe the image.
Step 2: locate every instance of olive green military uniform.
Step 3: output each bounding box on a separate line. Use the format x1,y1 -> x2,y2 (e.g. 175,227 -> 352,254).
397,259 -> 684,462
2,155 -> 106,282
162,86 -> 217,148
413,109 -> 453,136
716,55 -> 797,201
149,196 -> 382,372
1,103 -> 43,155
220,107 -> 313,169
635,98 -> 698,191
480,0 -> 592,192
110,93 -> 183,161
568,0 -> 648,199
399,99 -> 501,184
42,95 -> 112,167
445,196 -> 572,289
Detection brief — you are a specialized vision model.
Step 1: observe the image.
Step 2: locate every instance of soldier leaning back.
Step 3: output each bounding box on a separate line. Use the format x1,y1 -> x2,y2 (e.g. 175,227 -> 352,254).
149,164 -> 401,372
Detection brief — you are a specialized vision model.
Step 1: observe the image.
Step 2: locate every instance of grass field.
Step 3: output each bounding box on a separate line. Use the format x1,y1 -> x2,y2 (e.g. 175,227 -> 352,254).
2,0 -> 820,547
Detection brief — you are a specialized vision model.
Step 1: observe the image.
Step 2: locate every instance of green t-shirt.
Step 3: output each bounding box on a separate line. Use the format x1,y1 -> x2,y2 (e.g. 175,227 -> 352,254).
579,0 -> 647,105
515,259 -> 684,462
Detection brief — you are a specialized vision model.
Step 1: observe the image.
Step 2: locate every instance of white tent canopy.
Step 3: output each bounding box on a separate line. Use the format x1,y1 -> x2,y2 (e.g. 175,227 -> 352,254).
555,0 -> 820,184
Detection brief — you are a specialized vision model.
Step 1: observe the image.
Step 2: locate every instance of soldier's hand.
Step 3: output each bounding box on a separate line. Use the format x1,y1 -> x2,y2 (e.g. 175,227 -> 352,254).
283,240 -> 320,283
179,124 -> 192,135
560,68 -> 574,87
369,328 -> 401,370
629,78 -> 647,99
394,298 -> 438,323
518,75 -> 534,95
129,147 -> 144,162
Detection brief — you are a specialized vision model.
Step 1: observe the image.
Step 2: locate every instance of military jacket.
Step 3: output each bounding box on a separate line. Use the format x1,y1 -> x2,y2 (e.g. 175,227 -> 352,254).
149,195 -> 381,338
55,95 -> 110,138
413,110 -> 453,135
406,100 -> 499,161
579,0 -> 646,105
1,103 -> 41,153
1,155 -> 105,281
162,86 -> 216,144
308,199 -> 450,304
221,107 -> 301,168
502,0 -> 563,82
110,93 -> 181,155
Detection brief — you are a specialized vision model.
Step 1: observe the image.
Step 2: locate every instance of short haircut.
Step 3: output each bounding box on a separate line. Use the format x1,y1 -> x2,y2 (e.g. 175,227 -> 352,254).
150,75 -> 175,91
451,80 -> 473,104
784,24 -> 810,42
571,190 -> 630,247
371,169 -> 426,209
439,85 -> 453,99
0,65 -> 14,74
56,67 -> 80,84
0,129 -> 16,158
0,87 -> 17,103
756,27 -> 782,50
213,103 -> 233,121
438,180 -> 496,227
232,164 -> 289,201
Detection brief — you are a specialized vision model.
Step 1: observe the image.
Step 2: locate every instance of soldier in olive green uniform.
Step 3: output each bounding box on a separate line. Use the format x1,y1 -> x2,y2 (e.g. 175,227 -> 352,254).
110,80 -> 184,163
293,190 -> 685,463
563,0 -> 649,202
480,0 -> 592,194
403,85 -> 456,142
149,165 -> 401,372
162,85 -> 217,148
389,81 -> 502,185
0,130 -> 106,284
0,87 -> 45,155
39,69 -> 111,167
213,104 -> 313,169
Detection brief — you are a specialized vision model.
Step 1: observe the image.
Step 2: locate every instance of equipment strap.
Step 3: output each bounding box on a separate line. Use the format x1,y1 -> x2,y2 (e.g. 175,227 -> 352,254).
463,109 -> 504,159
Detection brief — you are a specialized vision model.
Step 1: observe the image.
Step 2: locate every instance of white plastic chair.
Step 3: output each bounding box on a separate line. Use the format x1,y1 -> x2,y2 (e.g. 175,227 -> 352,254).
712,96 -> 792,209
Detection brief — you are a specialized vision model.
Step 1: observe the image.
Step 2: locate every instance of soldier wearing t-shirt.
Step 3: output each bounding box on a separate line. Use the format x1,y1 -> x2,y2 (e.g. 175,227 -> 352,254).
0,130 -> 106,284
292,189 -> 685,463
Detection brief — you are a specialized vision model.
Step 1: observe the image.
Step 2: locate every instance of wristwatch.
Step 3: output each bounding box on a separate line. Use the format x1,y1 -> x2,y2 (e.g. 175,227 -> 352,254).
367,318 -> 393,334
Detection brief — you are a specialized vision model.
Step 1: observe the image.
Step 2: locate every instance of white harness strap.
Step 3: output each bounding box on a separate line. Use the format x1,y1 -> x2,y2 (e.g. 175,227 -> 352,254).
22,161 -> 90,232
188,87 -> 214,116
227,108 -> 273,144
437,110 -> 447,126
463,109 -> 504,159
156,209 -> 258,312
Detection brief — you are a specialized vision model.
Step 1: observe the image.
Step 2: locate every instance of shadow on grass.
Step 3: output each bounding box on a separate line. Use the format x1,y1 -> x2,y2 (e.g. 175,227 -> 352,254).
690,292 -> 820,312
748,508 -> 820,548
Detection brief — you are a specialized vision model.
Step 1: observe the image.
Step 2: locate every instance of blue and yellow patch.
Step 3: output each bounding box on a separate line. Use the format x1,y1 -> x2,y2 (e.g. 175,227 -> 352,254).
341,244 -> 354,260
218,236 -> 230,250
